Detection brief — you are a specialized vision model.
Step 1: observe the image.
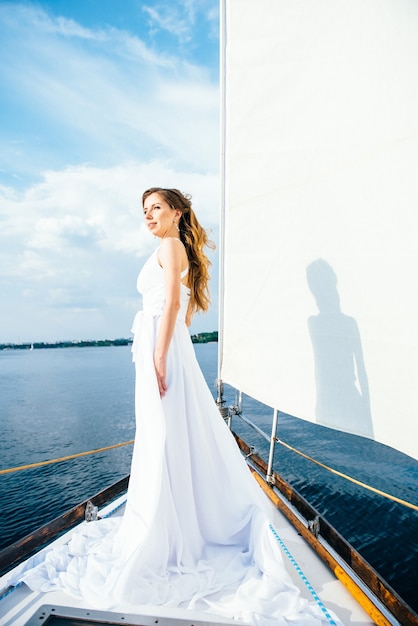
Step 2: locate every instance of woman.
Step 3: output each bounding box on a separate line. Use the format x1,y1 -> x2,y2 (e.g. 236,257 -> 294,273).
13,189 -> 331,625
139,187 -> 214,396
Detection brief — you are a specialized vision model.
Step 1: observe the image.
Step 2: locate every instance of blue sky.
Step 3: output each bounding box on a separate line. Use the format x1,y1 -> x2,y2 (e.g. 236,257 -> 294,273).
0,0 -> 220,342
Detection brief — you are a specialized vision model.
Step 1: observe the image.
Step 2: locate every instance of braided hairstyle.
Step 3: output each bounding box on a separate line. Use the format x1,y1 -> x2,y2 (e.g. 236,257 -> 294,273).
142,188 -> 215,315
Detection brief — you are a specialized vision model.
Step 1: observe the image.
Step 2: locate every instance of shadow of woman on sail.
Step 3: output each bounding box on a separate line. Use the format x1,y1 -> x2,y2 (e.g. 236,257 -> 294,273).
306,259 -> 374,439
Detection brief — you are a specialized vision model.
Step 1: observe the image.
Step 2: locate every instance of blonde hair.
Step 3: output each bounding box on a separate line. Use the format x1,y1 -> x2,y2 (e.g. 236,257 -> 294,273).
142,188 -> 215,315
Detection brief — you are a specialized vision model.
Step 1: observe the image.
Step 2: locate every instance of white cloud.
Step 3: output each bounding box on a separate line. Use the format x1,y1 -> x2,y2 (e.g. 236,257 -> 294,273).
142,0 -> 219,46
143,5 -> 193,43
0,3 -> 219,181
206,5 -> 220,39
37,10 -> 103,40
0,2 -> 219,342
0,160 -> 219,342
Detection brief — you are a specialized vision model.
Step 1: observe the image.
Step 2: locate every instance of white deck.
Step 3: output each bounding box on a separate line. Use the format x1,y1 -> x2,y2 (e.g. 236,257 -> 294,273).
0,490 -> 375,626
267,503 -> 374,626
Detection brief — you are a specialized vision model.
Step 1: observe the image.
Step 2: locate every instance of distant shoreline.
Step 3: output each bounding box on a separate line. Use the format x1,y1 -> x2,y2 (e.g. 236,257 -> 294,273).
0,331 -> 218,351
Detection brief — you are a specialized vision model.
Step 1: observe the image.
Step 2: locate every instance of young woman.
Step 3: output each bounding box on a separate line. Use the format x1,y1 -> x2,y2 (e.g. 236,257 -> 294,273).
13,189 -> 329,626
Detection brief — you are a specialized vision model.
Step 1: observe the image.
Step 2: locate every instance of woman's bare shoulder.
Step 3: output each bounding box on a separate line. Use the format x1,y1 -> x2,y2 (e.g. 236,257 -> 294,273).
158,237 -> 187,267
160,236 -> 184,248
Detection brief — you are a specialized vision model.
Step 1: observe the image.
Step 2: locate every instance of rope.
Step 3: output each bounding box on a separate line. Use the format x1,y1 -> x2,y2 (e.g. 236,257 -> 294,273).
0,440 -> 134,475
1,435 -> 417,512
276,438 -> 418,511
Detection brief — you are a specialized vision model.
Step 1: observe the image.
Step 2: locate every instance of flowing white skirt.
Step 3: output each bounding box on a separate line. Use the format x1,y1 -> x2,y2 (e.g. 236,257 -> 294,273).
11,313 -> 331,625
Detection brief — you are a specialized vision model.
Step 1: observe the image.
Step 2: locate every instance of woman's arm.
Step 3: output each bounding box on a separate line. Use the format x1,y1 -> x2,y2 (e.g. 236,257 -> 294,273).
154,238 -> 186,397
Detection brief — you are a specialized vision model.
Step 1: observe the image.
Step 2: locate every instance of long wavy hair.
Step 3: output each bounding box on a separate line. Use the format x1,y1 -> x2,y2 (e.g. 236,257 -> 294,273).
142,187 -> 215,315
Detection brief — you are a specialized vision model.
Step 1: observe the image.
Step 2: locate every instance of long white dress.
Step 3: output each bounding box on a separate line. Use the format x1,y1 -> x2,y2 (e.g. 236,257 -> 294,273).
11,248 -> 332,625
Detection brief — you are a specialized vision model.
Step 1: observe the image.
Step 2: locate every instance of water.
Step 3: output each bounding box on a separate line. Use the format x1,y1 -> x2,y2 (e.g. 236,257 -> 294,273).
0,344 -> 417,612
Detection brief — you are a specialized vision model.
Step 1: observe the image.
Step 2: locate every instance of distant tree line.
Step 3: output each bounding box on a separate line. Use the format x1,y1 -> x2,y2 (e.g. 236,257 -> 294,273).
0,339 -> 132,350
190,331 -> 218,343
0,332 -> 218,351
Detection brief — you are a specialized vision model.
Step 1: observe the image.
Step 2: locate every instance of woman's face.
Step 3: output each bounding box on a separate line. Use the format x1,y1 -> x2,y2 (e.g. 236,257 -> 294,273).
143,192 -> 179,239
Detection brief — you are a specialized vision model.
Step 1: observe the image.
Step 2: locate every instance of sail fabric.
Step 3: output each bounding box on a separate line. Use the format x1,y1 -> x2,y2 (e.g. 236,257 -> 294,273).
221,0 -> 418,459
9,247 -> 332,626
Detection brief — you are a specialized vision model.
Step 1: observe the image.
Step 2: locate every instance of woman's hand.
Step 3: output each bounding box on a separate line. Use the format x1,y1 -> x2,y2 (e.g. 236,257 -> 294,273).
154,352 -> 168,397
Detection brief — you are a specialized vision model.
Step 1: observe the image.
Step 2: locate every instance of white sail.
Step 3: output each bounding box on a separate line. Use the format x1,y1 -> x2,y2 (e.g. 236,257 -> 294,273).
220,0 -> 418,460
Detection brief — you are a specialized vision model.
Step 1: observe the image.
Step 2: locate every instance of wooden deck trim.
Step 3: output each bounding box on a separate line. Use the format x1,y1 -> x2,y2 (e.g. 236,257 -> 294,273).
233,432 -> 418,626
0,475 -> 129,577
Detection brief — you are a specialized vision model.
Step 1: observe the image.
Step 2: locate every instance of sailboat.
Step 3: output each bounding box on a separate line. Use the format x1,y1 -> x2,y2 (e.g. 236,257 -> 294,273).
1,1 -> 417,624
